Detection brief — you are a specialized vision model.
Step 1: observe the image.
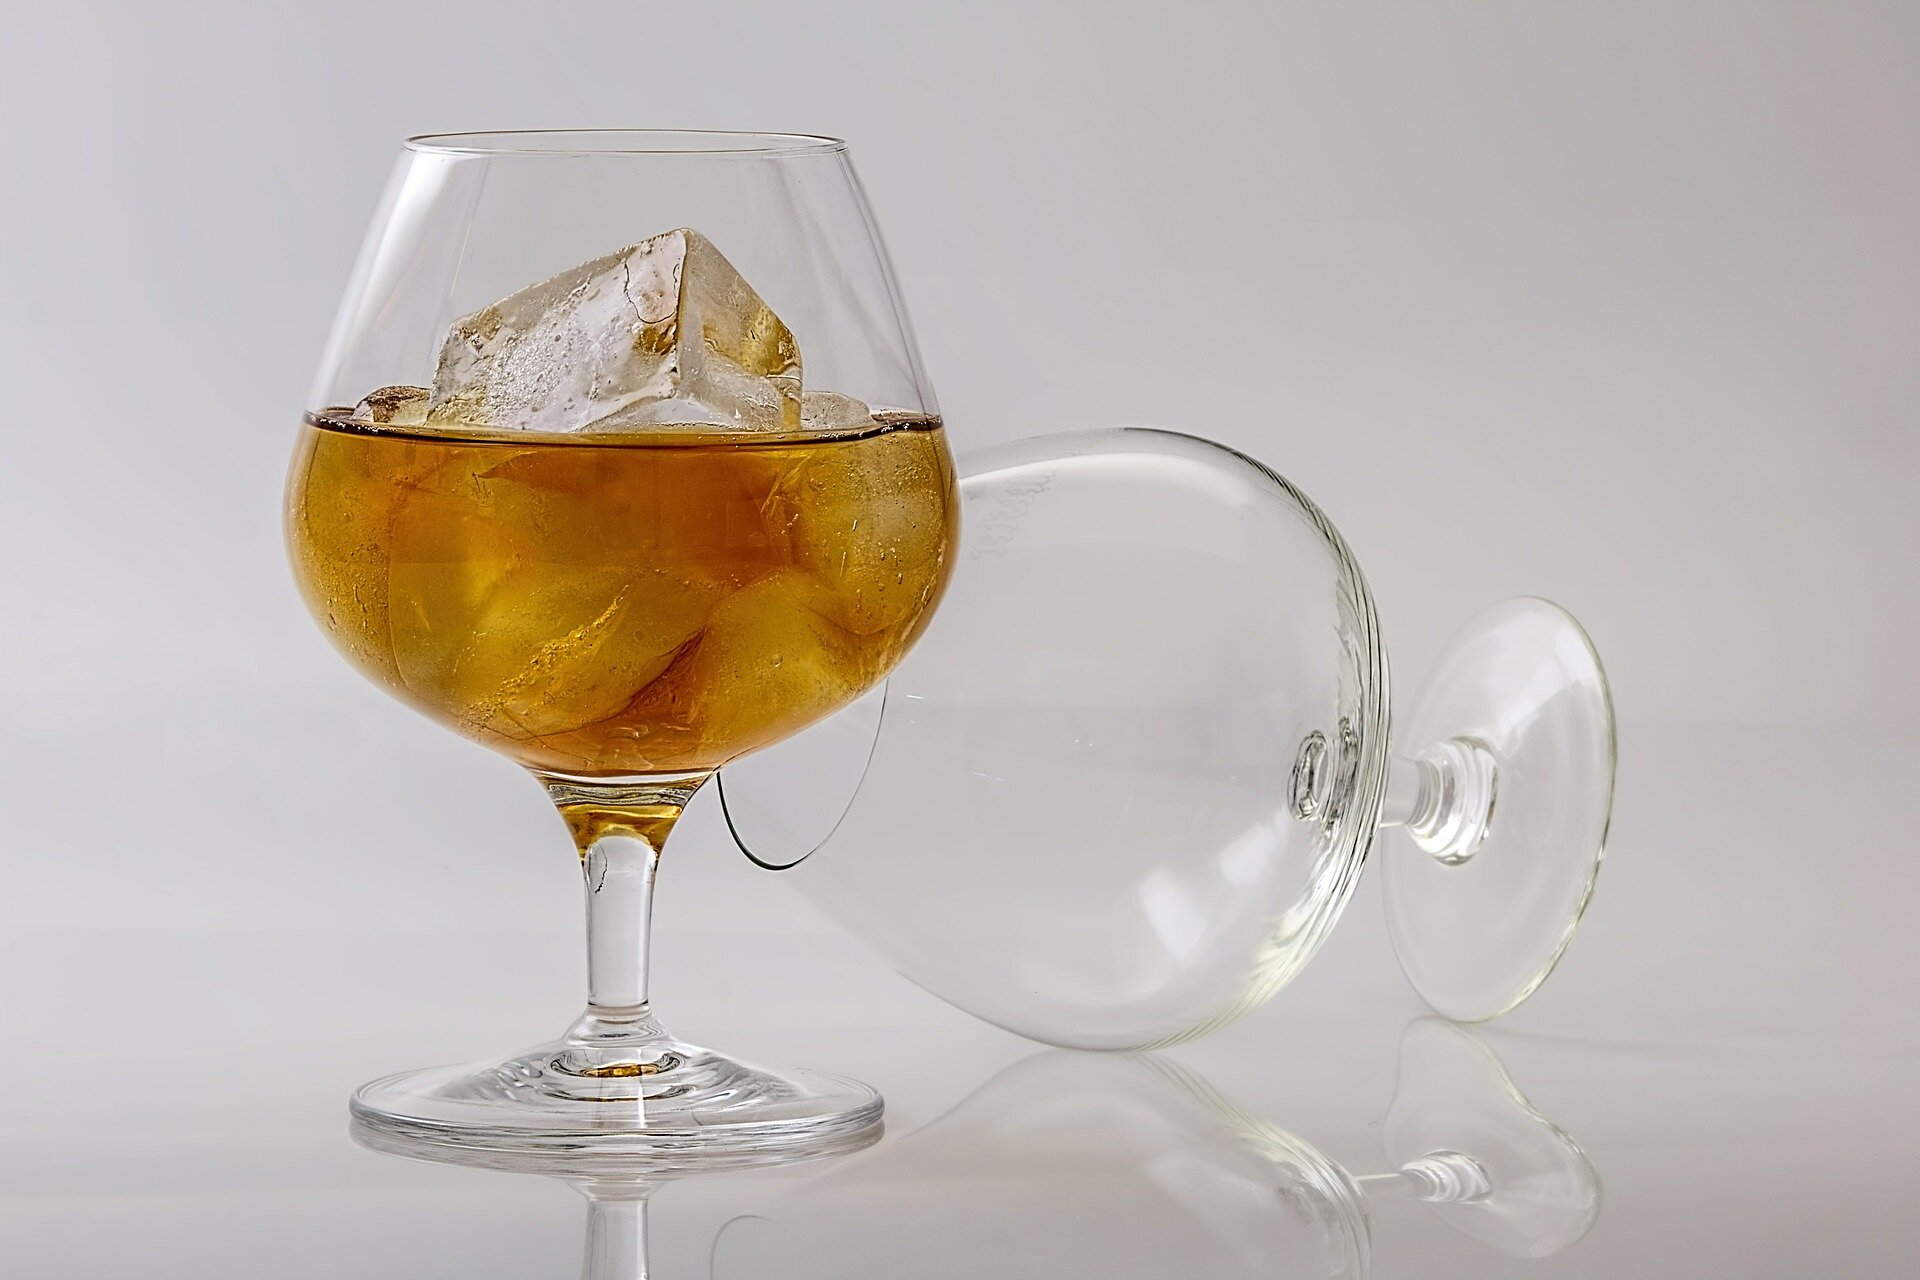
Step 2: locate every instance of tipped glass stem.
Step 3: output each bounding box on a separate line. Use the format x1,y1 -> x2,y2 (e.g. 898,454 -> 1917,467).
1351,1151 -> 1493,1204
1377,740 -> 1499,866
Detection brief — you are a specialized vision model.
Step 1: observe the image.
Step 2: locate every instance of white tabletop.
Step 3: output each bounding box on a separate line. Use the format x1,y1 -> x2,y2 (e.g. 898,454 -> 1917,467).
3,722 -> 1911,1277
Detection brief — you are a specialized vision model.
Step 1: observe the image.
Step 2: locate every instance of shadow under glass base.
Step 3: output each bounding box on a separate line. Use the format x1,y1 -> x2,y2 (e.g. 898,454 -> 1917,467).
349,1030 -> 883,1160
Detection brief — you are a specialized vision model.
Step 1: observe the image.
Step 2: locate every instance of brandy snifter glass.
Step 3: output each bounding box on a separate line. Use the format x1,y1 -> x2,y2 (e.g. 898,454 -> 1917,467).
287,130 -> 956,1157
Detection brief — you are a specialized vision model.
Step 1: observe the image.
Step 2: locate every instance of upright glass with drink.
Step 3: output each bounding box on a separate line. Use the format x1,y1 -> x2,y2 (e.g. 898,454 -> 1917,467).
287,132 -> 955,1157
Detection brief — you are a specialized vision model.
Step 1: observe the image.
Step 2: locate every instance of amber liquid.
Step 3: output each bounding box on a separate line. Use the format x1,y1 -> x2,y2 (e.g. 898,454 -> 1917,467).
287,412 -> 957,777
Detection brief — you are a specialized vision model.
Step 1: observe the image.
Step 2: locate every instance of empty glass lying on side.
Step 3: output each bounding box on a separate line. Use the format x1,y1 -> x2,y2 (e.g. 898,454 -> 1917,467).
722,429 -> 1616,1049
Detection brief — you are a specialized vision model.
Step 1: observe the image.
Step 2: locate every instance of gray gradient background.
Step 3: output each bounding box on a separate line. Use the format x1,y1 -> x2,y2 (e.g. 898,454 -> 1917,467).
1,2 -> 1915,1276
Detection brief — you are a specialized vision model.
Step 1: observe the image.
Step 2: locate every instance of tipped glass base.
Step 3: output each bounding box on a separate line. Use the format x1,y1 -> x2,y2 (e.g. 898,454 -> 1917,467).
350,1032 -> 883,1161
1382,598 -> 1616,1022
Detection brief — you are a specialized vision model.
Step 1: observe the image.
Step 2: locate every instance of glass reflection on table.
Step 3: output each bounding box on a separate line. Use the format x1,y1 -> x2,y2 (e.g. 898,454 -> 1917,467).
354,1019 -> 1599,1279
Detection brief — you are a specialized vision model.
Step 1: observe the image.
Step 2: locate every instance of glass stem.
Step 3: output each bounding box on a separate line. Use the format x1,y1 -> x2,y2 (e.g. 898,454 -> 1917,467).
585,832 -> 661,1012
1351,1150 -> 1493,1204
1377,739 -> 1499,866
1349,1170 -> 1416,1200
540,771 -> 709,1071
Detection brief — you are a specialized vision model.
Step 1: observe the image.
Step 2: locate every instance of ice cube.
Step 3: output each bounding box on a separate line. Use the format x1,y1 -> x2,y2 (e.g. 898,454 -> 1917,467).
356,385 -> 430,426
382,448 -> 724,742
660,569 -> 864,756
388,549 -> 724,744
428,229 -> 801,434
772,423 -> 956,635
464,565 -> 720,742
798,390 -> 874,433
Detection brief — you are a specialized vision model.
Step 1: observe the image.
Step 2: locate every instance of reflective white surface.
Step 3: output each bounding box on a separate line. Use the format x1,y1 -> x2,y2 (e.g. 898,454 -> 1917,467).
2,725 -> 1914,1275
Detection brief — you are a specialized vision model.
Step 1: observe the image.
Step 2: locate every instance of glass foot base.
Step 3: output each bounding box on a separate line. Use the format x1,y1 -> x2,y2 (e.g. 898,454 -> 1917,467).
1382,598 -> 1616,1022
350,1034 -> 883,1161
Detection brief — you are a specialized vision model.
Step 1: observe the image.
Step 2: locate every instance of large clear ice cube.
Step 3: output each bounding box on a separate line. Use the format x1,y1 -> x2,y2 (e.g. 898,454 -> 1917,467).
428,229 -> 802,434
356,385 -> 430,426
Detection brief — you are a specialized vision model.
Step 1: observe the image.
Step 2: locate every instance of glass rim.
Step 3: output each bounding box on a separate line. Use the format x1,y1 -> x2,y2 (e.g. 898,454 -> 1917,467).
403,129 -> 849,158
